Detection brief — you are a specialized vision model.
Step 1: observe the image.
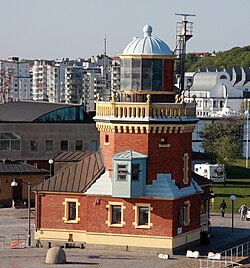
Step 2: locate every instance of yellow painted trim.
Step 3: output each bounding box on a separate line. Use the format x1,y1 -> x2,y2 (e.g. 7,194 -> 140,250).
159,144 -> 170,148
97,122 -> 196,134
63,198 -> 80,224
183,153 -> 189,184
35,228 -> 202,250
106,201 -> 126,227
133,203 -> 153,229
183,200 -> 191,226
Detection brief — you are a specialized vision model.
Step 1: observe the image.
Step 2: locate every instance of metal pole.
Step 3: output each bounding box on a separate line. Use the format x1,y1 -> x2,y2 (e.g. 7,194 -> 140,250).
28,182 -> 31,246
246,110 -> 249,168
49,164 -> 52,177
232,200 -> 234,233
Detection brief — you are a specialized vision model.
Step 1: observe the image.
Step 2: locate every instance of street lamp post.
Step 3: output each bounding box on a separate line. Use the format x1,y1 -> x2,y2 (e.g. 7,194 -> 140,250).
48,159 -> 53,177
230,195 -> 236,233
11,179 -> 31,246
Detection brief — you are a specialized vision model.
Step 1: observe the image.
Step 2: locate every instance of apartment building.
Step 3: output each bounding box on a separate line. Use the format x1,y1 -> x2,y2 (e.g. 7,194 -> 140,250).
0,57 -> 32,103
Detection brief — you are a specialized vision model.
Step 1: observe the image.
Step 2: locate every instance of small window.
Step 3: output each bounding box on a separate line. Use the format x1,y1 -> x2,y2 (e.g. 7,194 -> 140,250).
117,165 -> 127,181
112,205 -> 121,224
133,203 -> 153,229
61,140 -> 68,151
45,140 -> 53,151
90,140 -> 98,151
106,202 -> 125,227
75,140 -> 83,151
30,140 -> 38,151
139,207 -> 149,225
159,136 -> 170,148
68,202 -> 76,220
63,198 -> 80,224
160,137 -> 167,144
183,201 -> 190,226
132,164 -> 140,181
105,134 -> 109,144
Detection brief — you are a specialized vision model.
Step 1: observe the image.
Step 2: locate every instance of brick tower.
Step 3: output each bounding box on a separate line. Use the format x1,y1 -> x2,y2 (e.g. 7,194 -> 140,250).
93,24 -> 204,253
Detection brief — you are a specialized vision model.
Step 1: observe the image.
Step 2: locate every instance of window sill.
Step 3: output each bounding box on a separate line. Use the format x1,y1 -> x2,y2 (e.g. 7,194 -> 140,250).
159,144 -> 170,148
106,222 -> 125,228
134,224 -> 152,229
63,218 -> 80,224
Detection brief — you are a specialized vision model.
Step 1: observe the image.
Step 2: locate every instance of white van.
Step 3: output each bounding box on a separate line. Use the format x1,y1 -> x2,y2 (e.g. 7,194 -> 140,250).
194,163 -> 225,182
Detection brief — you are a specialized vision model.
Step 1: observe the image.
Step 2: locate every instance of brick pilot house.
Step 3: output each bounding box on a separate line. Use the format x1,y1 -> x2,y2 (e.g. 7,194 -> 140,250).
33,25 -> 210,253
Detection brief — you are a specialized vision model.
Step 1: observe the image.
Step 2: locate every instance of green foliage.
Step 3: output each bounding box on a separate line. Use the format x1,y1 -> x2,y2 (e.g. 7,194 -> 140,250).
200,118 -> 244,166
185,45 -> 250,72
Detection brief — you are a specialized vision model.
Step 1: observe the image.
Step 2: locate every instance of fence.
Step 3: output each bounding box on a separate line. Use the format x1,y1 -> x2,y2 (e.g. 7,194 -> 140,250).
200,241 -> 250,268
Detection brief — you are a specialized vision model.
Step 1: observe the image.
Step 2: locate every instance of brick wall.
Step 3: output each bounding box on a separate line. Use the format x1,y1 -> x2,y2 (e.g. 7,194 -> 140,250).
0,174 -> 45,207
38,193 -> 201,238
100,131 -> 192,187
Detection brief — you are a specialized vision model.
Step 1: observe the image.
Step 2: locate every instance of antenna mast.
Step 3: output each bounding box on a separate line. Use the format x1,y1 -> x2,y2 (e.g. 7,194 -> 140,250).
174,13 -> 195,94
104,36 -> 107,55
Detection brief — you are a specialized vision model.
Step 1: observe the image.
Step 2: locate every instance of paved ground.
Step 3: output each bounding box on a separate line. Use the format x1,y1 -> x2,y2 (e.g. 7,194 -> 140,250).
0,208 -> 249,268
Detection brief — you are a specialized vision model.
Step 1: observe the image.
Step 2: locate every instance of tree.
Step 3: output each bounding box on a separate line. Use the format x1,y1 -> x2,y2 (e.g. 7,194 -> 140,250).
200,117 -> 244,166
200,117 -> 244,185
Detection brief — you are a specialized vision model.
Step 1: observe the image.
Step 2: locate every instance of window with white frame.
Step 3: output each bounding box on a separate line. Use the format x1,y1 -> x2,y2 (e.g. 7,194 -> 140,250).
183,201 -> 190,226
106,202 -> 126,227
62,198 -> 80,224
133,203 -> 153,229
117,165 -> 128,181
183,153 -> 189,184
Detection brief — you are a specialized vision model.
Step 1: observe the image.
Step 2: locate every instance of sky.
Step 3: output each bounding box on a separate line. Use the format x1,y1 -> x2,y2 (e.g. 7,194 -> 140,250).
0,0 -> 249,60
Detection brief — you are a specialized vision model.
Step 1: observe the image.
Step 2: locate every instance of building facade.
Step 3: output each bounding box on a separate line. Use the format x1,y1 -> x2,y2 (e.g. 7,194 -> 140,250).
0,101 -> 99,168
0,57 -> 32,103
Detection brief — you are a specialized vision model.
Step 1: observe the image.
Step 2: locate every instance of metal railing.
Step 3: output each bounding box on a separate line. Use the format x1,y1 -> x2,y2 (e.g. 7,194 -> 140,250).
200,241 -> 250,268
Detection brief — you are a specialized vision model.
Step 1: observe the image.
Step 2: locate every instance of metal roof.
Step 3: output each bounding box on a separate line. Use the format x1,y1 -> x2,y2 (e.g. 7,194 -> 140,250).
53,151 -> 93,162
33,151 -> 105,193
0,101 -> 84,122
122,24 -> 173,56
0,160 -> 48,174
112,150 -> 147,160
191,171 -> 212,186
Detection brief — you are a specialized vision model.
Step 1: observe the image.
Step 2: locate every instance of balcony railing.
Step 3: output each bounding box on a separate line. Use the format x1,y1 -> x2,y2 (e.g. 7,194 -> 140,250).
95,99 -> 196,120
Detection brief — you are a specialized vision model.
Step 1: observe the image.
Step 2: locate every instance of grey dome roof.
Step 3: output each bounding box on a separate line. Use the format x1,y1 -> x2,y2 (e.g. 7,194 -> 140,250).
122,24 -> 173,56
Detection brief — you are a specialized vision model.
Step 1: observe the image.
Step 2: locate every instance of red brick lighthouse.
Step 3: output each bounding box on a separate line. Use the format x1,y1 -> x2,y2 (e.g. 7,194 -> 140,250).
34,25 -> 209,254
93,24 -> 203,252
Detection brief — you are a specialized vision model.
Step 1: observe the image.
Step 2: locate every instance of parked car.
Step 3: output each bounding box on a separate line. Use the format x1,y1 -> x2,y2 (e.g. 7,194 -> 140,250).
246,208 -> 250,221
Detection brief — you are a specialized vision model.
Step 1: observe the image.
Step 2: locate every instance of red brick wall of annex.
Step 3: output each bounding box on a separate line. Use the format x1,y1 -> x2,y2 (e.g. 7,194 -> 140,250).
38,194 -> 174,237
37,193 -> 201,238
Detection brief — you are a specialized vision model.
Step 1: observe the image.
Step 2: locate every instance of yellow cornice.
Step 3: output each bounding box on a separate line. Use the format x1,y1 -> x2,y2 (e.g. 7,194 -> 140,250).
96,122 -> 196,134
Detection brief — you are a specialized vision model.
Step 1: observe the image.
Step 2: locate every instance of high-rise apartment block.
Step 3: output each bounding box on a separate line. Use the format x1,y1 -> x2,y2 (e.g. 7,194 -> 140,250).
0,57 -> 32,103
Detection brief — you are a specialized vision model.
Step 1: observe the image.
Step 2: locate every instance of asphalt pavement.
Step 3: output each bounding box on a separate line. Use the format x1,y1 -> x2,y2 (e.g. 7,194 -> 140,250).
0,208 -> 249,268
